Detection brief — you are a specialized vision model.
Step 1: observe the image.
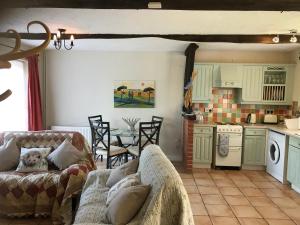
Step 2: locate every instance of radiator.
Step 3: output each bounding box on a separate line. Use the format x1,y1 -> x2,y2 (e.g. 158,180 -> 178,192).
51,125 -> 92,146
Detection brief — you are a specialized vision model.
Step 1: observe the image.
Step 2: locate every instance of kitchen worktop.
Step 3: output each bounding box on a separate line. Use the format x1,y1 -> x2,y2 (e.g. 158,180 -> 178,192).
193,120 -> 300,138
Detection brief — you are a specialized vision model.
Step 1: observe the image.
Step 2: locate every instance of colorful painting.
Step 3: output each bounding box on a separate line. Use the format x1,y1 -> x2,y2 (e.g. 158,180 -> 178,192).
114,80 -> 155,108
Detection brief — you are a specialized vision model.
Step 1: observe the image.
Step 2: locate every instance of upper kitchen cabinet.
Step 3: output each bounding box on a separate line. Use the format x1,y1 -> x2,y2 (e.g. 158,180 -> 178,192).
241,66 -> 263,102
192,64 -> 213,103
240,64 -> 295,105
213,64 -> 243,88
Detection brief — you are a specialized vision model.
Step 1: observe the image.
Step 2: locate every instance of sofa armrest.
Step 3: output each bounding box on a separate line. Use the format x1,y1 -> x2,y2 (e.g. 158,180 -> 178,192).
82,169 -> 112,192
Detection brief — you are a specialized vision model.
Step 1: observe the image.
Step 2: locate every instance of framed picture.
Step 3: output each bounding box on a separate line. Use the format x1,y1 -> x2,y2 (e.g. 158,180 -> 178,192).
114,80 -> 155,108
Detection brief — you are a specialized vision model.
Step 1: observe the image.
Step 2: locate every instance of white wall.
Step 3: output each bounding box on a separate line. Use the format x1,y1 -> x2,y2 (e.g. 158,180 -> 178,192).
45,50 -> 185,161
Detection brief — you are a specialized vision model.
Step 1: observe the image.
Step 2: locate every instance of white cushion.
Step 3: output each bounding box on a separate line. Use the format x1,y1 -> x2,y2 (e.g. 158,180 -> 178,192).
16,147 -> 51,172
0,138 -> 20,171
106,172 -> 140,206
47,139 -> 84,170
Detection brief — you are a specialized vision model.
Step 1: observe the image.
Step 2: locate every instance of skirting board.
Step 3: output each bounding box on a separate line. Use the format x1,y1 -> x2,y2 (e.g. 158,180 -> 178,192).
242,165 -> 266,171
292,184 -> 300,194
193,163 -> 211,169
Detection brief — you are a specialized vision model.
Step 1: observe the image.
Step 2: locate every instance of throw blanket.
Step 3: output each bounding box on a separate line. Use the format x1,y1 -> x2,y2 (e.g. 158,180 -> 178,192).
0,161 -> 92,225
218,133 -> 229,157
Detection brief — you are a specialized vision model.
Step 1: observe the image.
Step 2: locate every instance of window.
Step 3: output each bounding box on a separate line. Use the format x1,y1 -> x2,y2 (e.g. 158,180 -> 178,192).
0,60 -> 28,131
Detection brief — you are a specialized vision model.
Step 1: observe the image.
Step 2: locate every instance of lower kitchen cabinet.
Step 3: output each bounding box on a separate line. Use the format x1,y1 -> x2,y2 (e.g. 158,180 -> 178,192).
193,126 -> 213,167
287,136 -> 300,190
243,129 -> 266,166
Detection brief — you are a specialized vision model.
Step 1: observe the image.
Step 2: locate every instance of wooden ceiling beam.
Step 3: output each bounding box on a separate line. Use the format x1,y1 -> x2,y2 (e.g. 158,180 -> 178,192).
0,33 -> 299,44
1,0 -> 300,11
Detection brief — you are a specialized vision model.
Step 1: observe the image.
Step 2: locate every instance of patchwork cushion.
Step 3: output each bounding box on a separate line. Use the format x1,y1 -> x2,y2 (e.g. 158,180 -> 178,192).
106,159 -> 139,187
106,172 -> 140,206
0,138 -> 20,171
16,147 -> 51,172
47,139 -> 84,170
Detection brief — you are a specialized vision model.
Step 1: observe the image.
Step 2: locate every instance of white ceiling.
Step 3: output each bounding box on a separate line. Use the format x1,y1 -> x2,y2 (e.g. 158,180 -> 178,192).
1,8 -> 300,51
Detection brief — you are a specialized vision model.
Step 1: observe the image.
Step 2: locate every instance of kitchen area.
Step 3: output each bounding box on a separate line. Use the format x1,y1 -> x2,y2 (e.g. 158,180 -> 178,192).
183,60 -> 300,194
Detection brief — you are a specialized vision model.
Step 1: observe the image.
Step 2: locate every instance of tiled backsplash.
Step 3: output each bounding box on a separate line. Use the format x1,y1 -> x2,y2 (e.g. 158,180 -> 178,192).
193,88 -> 294,124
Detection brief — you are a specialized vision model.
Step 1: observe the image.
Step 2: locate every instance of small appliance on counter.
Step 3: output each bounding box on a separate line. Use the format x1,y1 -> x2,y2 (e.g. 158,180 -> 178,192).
246,113 -> 256,124
264,114 -> 278,124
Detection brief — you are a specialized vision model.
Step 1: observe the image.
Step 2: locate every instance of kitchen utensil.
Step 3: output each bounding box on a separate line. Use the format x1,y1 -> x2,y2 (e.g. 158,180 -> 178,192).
264,114 -> 278,124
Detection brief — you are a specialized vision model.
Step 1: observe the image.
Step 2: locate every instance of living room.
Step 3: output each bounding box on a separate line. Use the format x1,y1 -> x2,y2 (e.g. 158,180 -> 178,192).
1,1 -> 300,225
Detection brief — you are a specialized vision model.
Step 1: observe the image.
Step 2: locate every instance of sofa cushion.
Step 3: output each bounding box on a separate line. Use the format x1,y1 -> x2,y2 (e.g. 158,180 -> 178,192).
0,138 -> 20,171
106,172 -> 140,206
107,185 -> 151,225
16,147 -> 51,172
47,139 -> 84,170
106,159 -> 139,188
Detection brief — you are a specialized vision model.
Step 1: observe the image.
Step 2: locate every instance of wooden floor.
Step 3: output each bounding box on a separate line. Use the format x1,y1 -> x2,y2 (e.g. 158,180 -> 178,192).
1,161 -> 300,225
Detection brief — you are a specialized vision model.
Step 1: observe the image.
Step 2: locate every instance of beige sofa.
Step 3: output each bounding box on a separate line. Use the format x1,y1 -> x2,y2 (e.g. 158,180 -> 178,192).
74,144 -> 194,225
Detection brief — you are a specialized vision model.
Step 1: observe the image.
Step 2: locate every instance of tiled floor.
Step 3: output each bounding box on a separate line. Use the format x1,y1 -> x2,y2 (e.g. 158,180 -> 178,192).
179,167 -> 300,225
1,162 -> 300,225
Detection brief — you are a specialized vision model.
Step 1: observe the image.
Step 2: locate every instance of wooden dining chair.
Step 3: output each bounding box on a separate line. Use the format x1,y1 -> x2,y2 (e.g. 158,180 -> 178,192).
152,116 -> 164,123
90,121 -> 128,168
127,121 -> 162,158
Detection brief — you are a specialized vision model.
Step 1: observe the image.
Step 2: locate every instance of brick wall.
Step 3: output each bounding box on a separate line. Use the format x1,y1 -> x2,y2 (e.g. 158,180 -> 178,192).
183,118 -> 194,172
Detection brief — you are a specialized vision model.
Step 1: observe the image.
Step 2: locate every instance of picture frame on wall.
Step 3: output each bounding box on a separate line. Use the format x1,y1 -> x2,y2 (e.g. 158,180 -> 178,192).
114,80 -> 155,108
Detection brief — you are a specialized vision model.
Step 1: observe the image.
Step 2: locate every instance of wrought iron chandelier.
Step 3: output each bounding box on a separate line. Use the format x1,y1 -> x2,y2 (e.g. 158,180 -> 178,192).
53,28 -> 75,50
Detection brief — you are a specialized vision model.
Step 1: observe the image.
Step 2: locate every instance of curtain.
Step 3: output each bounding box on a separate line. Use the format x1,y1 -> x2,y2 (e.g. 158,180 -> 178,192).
27,55 -> 43,131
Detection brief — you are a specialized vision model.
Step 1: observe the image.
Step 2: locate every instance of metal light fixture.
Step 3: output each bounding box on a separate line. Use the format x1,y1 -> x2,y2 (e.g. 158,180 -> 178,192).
272,35 -> 280,43
53,29 -> 74,50
290,30 -> 298,43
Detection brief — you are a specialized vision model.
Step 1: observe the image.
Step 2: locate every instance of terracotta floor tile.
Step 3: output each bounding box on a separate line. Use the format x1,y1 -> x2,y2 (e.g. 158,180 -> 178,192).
247,196 -> 276,207
219,187 -> 243,196
195,178 -> 215,186
205,204 -> 234,217
281,207 -> 300,221
233,180 -> 257,188
210,216 -> 240,225
182,178 -> 196,186
271,197 -> 299,209
240,187 -> 265,197
261,188 -> 286,197
202,194 -> 227,205
214,179 -> 236,187
189,194 -> 203,204
238,218 -> 268,225
179,173 -> 194,179
231,205 -> 262,218
193,173 -> 211,179
253,181 -> 276,189
185,185 -> 199,194
194,216 -> 212,225
198,186 -> 221,195
224,195 -> 251,206
191,202 -> 208,216
210,173 -> 228,180
255,206 -> 289,219
266,219 -> 296,225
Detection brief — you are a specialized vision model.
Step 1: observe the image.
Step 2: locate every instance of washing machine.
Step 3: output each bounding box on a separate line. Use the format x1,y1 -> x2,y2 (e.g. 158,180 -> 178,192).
266,131 -> 288,183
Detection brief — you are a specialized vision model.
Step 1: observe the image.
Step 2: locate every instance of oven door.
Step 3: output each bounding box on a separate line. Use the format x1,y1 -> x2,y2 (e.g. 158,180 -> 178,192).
216,133 -> 242,147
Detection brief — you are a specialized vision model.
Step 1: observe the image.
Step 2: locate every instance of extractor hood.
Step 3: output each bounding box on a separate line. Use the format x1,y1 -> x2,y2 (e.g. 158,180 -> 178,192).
213,64 -> 242,88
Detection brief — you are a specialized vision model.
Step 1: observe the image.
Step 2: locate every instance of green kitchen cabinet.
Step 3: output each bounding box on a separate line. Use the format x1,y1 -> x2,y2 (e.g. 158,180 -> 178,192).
192,64 -> 214,103
287,136 -> 300,189
241,65 -> 263,102
243,128 -> 266,166
193,126 -> 213,165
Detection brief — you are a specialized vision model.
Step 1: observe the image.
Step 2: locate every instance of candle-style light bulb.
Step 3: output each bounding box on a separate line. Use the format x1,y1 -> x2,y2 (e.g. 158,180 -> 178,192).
53,34 -> 57,41
70,35 -> 74,41
57,30 -> 61,39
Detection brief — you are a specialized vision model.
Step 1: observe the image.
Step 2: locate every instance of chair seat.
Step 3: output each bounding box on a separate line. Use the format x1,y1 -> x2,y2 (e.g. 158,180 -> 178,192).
109,145 -> 127,156
127,146 -> 139,156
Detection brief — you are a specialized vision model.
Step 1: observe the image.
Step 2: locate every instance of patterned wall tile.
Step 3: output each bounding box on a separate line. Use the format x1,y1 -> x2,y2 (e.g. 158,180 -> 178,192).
193,88 -> 293,124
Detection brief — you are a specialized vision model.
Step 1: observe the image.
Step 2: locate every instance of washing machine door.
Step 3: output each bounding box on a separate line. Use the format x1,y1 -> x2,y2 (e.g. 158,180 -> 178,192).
269,140 -> 280,164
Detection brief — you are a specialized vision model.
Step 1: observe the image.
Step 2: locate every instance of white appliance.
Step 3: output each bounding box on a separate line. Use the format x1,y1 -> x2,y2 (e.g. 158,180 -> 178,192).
264,114 -> 278,124
266,131 -> 288,183
215,125 -> 243,167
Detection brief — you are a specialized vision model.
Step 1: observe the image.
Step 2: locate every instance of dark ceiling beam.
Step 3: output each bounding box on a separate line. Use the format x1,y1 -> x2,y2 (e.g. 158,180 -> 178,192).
1,0 -> 300,11
0,32 -> 298,44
